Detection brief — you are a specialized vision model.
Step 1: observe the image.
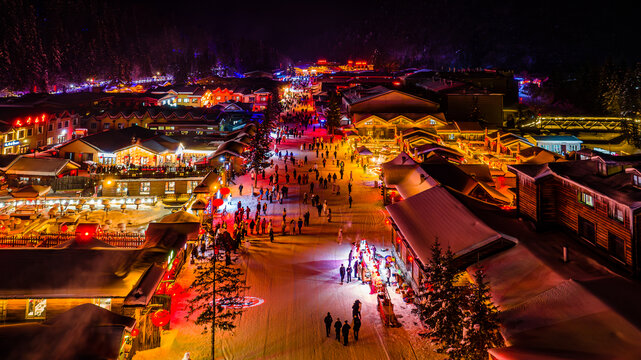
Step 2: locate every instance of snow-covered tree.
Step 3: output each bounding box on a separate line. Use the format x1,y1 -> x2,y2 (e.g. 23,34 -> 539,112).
246,110 -> 273,187
457,268 -> 504,359
186,226 -> 248,354
415,238 -> 466,354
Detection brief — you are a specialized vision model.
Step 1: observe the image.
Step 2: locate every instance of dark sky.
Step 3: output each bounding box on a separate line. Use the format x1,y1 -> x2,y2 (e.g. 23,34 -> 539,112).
143,0 -> 641,68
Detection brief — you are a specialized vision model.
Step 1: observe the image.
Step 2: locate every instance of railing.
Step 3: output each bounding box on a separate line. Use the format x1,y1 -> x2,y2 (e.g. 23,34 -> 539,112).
0,232 -> 146,248
94,167 -> 209,179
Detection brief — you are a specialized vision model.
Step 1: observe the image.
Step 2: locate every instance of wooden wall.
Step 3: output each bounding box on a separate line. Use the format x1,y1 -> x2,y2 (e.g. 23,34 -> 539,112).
550,179 -> 633,266
0,298 -> 124,324
517,174 -> 538,221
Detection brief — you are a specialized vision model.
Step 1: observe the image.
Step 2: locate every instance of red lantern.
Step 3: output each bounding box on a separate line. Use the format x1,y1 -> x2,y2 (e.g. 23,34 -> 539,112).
151,309 -> 171,327
220,187 -> 231,196
212,198 -> 224,207
167,282 -> 183,297
61,224 -> 68,233
131,328 -> 139,337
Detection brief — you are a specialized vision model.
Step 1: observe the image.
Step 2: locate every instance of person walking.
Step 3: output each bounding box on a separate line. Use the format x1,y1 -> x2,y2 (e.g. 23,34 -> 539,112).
353,260 -> 359,279
328,208 -> 332,222
353,316 -> 361,341
337,228 -> 343,244
324,312 -> 333,337
334,318 -> 342,342
297,218 -> 303,234
269,226 -> 274,242
346,265 -> 352,283
348,195 -> 353,208
339,264 -> 346,284
386,266 -> 392,286
238,184 -> 243,196
352,300 -> 361,319
342,321 -> 351,346
261,218 -> 267,235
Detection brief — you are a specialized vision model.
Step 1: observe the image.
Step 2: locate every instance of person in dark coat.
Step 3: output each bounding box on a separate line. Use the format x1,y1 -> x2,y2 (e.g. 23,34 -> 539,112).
341,321 -> 351,346
353,316 -> 361,341
323,312 -> 333,337
339,264 -> 346,283
353,260 -> 359,278
334,318 -> 342,341
352,300 -> 361,319
346,265 -> 352,283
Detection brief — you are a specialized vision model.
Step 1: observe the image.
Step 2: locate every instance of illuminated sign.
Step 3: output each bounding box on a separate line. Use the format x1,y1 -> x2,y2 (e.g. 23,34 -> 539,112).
4,140 -> 19,147
13,114 -> 47,128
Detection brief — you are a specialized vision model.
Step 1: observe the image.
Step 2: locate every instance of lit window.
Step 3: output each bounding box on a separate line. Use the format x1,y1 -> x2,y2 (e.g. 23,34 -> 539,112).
92,298 -> 112,311
140,182 -> 151,195
116,182 -> 128,195
26,299 -> 47,319
608,202 -> 624,223
104,123 -> 110,129
579,191 -> 594,208
187,180 -> 197,194
634,174 -> 641,187
165,181 -> 175,194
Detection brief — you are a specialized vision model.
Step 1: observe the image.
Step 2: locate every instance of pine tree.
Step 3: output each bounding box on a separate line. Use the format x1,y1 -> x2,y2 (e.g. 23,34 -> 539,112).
186,226 -> 249,355
415,239 -> 465,354
325,91 -> 342,135
457,269 -> 504,359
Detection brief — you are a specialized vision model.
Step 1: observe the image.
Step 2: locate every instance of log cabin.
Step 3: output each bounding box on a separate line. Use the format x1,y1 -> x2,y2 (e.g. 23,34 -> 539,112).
509,156 -> 641,273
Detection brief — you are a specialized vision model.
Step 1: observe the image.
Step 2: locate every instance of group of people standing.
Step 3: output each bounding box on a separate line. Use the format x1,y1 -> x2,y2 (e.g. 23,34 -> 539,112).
323,300 -> 362,346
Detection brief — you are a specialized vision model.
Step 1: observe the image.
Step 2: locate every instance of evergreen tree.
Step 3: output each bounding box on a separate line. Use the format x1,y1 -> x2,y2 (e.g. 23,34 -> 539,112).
186,227 -> 248,355
416,238 -> 465,354
457,269 -> 504,359
325,91 -> 342,134
599,61 -> 624,116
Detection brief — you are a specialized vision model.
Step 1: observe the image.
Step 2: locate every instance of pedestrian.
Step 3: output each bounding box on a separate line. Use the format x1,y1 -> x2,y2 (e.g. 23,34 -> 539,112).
352,300 -> 361,319
342,321 -> 351,346
339,264 -> 346,284
353,260 -> 359,278
328,208 -> 332,222
249,219 -> 255,234
337,228 -> 343,244
263,202 -> 267,215
261,218 -> 267,234
348,195 -> 353,208
334,318 -> 342,341
269,227 -> 274,242
239,184 -> 243,196
348,249 -> 353,266
386,266 -> 391,286
353,316 -> 361,341
324,312 -> 333,337
346,265 -> 352,283
297,218 -> 303,234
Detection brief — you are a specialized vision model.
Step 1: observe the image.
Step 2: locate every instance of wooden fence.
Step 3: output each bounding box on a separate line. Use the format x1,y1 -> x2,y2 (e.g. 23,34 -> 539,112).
0,232 -> 146,248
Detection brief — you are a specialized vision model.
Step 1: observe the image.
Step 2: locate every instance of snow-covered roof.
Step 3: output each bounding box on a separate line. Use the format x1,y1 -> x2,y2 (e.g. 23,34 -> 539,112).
386,186 -> 515,268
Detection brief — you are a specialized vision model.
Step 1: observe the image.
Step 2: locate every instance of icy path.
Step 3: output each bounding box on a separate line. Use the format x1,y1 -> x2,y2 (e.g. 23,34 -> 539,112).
135,125 -> 440,360
213,127 -> 439,360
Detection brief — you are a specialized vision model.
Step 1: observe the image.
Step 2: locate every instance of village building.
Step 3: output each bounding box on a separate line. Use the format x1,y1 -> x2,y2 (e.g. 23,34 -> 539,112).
509,156 -> 641,273
342,86 -> 446,140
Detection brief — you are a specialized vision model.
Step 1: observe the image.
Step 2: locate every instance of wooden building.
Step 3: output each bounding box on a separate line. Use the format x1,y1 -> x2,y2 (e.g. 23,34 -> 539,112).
509,157 -> 641,273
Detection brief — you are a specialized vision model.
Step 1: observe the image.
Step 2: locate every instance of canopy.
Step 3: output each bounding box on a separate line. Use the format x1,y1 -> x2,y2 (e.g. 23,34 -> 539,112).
11,185 -> 51,198
191,199 -> 207,211
357,146 -> 373,156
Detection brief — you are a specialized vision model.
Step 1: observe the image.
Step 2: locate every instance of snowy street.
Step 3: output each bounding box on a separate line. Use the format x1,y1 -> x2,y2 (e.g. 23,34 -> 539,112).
134,125 -> 440,360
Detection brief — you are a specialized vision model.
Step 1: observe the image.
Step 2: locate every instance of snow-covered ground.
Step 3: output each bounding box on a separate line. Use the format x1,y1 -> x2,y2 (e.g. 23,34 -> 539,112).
134,126 -> 441,360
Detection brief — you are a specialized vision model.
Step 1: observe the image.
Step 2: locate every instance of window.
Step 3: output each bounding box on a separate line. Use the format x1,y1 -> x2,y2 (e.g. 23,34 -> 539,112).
430,119 -> 436,125
17,130 -> 24,139
5,133 -> 13,141
634,174 -> 641,187
90,123 -> 97,129
25,299 -> 47,319
47,137 -> 54,145
116,182 -> 128,196
64,120 -> 69,128
0,300 -> 6,321
579,191 -> 594,208
608,232 -> 626,261
597,161 -> 607,175
187,180 -> 198,194
104,123 -> 110,129
27,128 -> 33,136
140,182 -> 151,195
118,123 -> 124,129
165,181 -> 175,194
578,216 -> 596,244
48,124 -> 53,131
37,126 -> 43,134
92,298 -> 112,311
73,118 -> 78,125
192,98 -> 198,103
608,202 -> 624,223
57,121 -> 62,129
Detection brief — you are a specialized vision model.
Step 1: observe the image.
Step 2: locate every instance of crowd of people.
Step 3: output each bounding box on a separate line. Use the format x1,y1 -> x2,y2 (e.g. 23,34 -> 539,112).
323,299 -> 362,346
